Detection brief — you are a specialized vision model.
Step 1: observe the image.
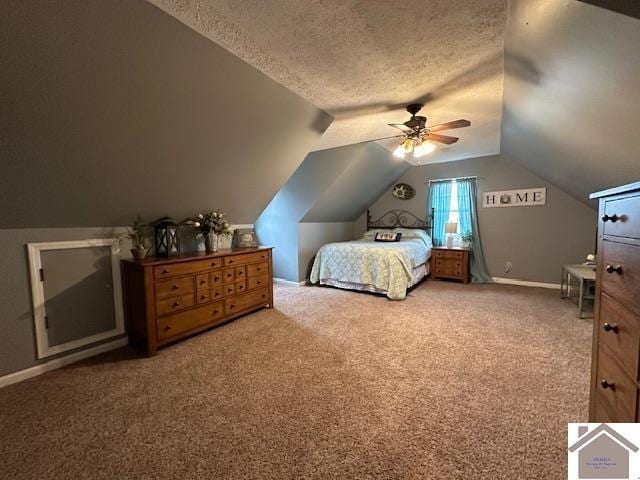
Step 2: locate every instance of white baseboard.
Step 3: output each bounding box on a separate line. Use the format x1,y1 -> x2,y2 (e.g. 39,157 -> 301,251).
0,337 -> 128,389
492,277 -> 560,289
273,277 -> 306,287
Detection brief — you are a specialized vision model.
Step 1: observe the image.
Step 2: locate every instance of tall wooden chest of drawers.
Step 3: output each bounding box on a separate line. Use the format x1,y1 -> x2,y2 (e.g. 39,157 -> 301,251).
121,247 -> 273,356
589,182 -> 640,422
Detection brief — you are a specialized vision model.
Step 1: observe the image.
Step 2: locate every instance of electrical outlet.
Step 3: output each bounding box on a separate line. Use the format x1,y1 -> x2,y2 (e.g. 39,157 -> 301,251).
505,261 -> 513,274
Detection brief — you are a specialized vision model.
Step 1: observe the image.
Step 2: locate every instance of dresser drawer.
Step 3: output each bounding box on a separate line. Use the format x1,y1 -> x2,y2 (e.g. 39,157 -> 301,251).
598,293 -> 640,378
223,283 -> 236,297
603,193 -> 640,240
235,280 -> 247,294
600,241 -> 640,310
225,287 -> 268,315
154,258 -> 223,279
210,270 -> 223,285
211,286 -> 224,301
155,276 -> 195,299
224,250 -> 269,267
196,273 -> 209,290
157,302 -> 224,342
196,290 -> 210,305
247,275 -> 268,291
595,345 -> 637,421
247,262 -> 268,277
156,293 -> 194,316
223,267 -> 235,284
235,266 -> 246,280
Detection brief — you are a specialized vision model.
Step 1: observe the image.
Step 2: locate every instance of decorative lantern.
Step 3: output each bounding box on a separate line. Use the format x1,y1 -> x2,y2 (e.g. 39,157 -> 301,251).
153,217 -> 180,257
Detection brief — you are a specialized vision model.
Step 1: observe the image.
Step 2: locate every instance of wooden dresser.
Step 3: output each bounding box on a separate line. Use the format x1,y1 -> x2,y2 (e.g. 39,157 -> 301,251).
121,247 -> 273,356
431,247 -> 470,283
589,182 -> 640,422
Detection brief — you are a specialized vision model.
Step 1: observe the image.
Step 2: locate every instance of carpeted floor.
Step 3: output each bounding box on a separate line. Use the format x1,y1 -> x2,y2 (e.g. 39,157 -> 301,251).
0,281 -> 592,479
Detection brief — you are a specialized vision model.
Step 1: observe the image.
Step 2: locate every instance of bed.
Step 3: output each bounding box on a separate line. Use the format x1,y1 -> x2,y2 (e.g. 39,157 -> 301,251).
309,210 -> 434,300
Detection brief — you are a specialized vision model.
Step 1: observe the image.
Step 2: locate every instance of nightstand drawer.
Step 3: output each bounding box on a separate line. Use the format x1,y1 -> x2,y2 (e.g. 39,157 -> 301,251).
434,250 -> 464,259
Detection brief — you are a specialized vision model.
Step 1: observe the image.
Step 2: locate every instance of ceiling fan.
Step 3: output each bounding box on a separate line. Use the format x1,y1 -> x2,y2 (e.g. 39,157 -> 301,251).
375,104 -> 471,159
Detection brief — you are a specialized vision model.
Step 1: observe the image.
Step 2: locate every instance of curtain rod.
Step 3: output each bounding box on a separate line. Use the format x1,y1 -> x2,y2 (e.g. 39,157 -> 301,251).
425,175 -> 485,184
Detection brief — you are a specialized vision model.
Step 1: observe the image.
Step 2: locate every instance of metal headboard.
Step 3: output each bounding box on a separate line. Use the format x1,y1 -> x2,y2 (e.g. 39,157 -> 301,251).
366,208 -> 434,239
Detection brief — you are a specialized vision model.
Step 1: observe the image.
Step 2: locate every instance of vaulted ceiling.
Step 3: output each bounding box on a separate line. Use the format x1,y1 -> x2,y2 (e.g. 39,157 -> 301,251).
148,0 -> 507,164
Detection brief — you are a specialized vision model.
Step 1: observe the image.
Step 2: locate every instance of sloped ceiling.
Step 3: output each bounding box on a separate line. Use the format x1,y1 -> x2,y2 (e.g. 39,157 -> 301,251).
258,142 -> 408,225
501,0 -> 640,203
0,0 -> 331,227
148,0 -> 507,164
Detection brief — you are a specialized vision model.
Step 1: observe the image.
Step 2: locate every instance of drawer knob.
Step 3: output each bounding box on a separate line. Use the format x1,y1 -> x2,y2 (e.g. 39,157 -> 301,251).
603,322 -> 619,333
210,262 -> 217,267
602,214 -> 619,223
230,305 -> 235,309
600,379 -> 615,390
257,281 -> 261,285
605,264 -> 623,274
213,309 -> 219,315
164,325 -> 171,332
171,284 -> 179,290
229,259 -> 234,264
200,295 -> 207,300
172,301 -> 180,307
162,269 -> 170,274
257,267 -> 261,271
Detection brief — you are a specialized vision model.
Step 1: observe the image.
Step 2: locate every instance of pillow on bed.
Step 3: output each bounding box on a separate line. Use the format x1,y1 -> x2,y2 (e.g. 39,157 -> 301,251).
374,231 -> 402,242
362,229 -> 393,239
393,228 -> 433,248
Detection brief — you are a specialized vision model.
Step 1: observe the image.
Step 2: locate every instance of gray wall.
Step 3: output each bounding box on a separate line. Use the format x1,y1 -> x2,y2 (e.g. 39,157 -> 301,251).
0,228 -> 131,377
298,223 -> 355,281
0,0 -> 331,227
256,142 -> 408,282
0,0 -> 330,378
364,154 -> 596,284
502,0 -> 640,205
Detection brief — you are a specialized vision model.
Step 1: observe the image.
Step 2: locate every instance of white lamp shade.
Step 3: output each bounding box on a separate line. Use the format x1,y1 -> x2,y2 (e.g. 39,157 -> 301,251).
445,221 -> 458,234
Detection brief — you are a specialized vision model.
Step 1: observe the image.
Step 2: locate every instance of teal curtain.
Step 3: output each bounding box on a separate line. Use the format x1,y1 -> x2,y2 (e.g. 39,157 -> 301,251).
456,178 -> 492,283
427,180 -> 452,247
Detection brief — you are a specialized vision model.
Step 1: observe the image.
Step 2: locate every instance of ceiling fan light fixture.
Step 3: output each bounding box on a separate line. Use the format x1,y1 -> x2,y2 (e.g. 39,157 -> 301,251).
402,138 -> 414,153
392,144 -> 406,158
413,140 -> 435,158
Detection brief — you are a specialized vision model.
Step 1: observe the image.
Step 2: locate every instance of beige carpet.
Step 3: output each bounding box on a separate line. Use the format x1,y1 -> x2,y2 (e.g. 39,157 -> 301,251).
0,281 -> 592,479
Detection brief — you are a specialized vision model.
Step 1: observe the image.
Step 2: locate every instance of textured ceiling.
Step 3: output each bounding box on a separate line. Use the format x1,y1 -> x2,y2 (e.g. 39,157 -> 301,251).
148,0 -> 507,163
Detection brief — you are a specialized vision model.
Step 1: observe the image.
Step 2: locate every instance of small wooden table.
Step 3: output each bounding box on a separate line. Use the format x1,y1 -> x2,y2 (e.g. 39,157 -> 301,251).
560,264 -> 596,318
431,247 -> 470,283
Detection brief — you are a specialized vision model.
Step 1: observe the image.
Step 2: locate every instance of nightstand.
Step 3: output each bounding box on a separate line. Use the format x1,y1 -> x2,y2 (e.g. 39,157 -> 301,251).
431,247 -> 470,283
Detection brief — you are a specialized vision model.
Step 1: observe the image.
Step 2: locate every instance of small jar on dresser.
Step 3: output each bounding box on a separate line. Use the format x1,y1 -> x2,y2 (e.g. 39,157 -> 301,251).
589,181 -> 640,422
121,247 -> 273,356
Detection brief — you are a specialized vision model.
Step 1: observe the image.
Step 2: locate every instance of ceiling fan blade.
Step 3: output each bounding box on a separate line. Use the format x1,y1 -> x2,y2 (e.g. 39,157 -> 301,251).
428,133 -> 459,145
428,119 -> 471,133
387,123 -> 414,133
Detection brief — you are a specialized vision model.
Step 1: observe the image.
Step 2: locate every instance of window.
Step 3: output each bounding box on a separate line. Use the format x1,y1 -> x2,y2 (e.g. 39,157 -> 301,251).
448,180 -> 460,234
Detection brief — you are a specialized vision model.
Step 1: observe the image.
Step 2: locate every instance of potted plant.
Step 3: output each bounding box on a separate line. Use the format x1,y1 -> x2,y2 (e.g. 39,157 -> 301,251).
187,210 -> 233,252
461,231 -> 474,248
121,215 -> 152,260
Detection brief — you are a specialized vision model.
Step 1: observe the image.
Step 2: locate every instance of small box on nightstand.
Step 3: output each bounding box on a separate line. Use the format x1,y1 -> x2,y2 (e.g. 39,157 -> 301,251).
431,247 -> 470,283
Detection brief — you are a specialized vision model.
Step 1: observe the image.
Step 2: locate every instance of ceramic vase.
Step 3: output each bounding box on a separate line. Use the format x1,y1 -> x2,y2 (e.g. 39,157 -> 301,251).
205,232 -> 218,252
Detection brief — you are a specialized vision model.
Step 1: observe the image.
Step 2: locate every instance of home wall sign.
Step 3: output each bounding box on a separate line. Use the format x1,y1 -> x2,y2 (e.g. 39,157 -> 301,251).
482,188 -> 546,208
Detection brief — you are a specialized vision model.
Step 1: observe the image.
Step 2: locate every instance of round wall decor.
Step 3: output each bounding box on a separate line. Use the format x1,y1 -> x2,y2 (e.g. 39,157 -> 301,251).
392,183 -> 415,200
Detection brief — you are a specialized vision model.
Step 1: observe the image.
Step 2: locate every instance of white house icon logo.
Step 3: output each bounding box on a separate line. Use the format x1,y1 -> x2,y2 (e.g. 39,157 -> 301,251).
568,424 -> 639,479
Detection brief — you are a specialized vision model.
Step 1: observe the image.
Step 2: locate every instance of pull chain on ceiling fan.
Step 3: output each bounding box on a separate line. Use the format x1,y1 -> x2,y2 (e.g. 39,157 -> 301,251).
374,104 -> 471,159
